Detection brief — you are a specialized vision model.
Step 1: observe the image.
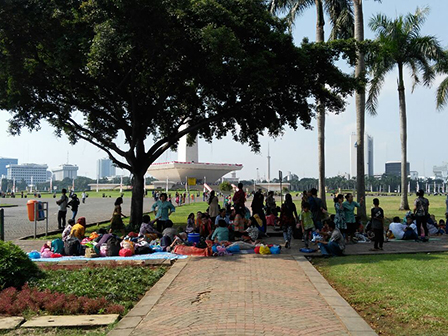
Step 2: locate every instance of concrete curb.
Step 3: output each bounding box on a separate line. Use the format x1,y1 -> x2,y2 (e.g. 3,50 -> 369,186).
293,256 -> 378,336
107,257 -> 189,336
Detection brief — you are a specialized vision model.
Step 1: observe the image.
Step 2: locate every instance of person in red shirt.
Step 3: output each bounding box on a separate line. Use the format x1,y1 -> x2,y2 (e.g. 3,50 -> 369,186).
232,183 -> 246,216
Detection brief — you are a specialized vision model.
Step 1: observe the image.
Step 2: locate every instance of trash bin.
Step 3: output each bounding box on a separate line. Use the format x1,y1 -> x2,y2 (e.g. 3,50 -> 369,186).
27,200 -> 45,221
187,233 -> 200,244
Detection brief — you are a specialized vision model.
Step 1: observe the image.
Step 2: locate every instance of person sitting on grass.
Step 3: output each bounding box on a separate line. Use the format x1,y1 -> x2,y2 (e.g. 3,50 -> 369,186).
162,220 -> 177,243
166,232 -> 190,252
402,215 -> 419,240
139,214 -> 161,238
211,219 -> 230,243
317,221 -> 345,257
215,208 -> 230,226
70,217 -> 86,240
62,218 -> 75,242
186,213 -> 195,234
243,217 -> 259,243
198,213 -> 212,239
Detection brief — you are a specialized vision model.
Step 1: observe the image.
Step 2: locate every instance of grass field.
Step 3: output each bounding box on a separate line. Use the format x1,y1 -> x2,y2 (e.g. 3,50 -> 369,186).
313,253 -> 448,336
316,194 -> 448,223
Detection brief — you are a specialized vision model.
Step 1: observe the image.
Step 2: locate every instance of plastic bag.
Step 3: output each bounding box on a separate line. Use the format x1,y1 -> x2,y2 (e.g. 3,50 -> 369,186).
119,248 -> 133,257
41,248 -> 53,258
259,245 -> 271,255
28,250 -> 40,259
270,245 -> 281,254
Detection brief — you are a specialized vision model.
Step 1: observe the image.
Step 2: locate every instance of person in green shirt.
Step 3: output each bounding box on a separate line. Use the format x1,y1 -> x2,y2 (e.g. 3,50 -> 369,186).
211,220 -> 229,242
299,202 -> 314,248
151,193 -> 176,232
342,193 -> 364,243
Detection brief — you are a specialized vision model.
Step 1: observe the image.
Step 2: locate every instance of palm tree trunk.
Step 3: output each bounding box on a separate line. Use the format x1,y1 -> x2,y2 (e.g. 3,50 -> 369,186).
397,63 -> 410,210
354,0 -> 366,219
315,0 -> 327,208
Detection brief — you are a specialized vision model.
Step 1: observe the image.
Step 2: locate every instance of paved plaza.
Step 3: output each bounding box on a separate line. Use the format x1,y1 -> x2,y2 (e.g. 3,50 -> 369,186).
1,197 -> 157,241
109,255 -> 376,336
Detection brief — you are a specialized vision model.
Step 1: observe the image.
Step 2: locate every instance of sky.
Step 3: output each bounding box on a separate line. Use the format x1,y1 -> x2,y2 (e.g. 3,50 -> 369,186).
1,0 -> 448,181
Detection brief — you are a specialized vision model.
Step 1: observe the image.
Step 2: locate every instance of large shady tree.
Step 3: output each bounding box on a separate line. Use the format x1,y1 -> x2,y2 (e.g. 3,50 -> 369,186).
269,0 -> 354,208
366,7 -> 444,210
0,0 -> 358,228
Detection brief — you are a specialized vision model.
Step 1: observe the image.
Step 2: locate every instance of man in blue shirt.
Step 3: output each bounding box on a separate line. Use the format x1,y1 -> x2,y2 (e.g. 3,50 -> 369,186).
151,193 -> 176,232
215,208 -> 230,226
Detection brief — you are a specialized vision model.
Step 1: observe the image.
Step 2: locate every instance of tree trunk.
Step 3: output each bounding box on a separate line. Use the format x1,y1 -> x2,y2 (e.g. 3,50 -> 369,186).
397,63 -> 410,210
130,170 -> 146,231
315,0 -> 327,208
354,0 -> 366,219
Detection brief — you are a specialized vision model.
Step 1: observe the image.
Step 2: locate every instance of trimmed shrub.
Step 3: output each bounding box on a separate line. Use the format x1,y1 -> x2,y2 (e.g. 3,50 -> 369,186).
0,240 -> 41,289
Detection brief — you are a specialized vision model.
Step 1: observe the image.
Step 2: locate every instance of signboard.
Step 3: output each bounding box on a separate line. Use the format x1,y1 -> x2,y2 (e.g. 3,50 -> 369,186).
187,178 -> 197,186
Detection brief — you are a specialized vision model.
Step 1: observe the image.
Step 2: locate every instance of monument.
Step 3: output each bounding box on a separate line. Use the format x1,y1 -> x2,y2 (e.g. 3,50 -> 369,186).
147,133 -> 243,185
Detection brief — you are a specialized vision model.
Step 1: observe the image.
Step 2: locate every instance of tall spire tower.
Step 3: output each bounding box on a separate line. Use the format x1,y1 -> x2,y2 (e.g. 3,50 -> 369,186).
267,144 -> 271,182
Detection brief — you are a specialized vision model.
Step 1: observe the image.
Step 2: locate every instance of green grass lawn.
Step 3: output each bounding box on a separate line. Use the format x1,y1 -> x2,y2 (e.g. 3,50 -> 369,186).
313,253 -> 448,336
314,194 -> 447,223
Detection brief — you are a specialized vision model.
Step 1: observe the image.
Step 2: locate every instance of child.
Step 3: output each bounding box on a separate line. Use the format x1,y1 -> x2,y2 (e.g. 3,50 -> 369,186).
299,202 -> 314,248
186,213 -> 195,233
139,215 -> 161,238
370,198 -> 384,251
62,218 -> 75,242
211,220 -> 230,243
70,217 -> 86,240
162,220 -> 177,242
244,217 -> 259,243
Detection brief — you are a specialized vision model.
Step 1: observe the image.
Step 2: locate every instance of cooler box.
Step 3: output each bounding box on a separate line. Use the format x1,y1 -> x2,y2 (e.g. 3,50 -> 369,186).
187,233 -> 200,243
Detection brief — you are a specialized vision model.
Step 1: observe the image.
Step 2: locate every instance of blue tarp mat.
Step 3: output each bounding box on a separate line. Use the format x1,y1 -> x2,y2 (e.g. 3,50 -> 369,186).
31,252 -> 187,262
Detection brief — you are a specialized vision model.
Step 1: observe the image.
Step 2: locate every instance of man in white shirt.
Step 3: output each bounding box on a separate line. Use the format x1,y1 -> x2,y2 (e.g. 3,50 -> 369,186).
388,216 -> 407,240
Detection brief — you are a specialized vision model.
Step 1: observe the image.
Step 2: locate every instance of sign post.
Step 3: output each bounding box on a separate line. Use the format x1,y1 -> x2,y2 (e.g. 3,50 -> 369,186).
279,170 -> 283,204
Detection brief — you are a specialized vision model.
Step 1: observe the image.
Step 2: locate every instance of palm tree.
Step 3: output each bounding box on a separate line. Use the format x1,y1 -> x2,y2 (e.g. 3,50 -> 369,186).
270,0 -> 353,208
366,7 -> 444,210
353,0 -> 366,218
435,51 -> 448,109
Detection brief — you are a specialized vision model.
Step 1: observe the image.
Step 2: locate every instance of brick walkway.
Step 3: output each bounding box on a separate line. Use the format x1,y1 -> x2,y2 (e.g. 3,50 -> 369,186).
111,255 -> 376,336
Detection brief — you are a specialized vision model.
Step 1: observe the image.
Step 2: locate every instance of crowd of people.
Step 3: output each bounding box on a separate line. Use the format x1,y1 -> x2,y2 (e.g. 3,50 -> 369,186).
48,184 -> 447,258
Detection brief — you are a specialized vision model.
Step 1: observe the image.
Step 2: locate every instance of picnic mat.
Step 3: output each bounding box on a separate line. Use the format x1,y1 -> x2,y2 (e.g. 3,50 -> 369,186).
31,252 -> 187,262
387,238 -> 441,242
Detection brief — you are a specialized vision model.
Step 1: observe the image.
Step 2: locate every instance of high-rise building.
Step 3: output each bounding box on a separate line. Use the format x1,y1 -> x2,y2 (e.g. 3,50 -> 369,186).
350,133 -> 374,178
97,158 -> 116,179
52,164 -> 79,181
385,161 -> 410,176
6,163 -> 49,184
433,162 -> 448,180
0,157 -> 18,177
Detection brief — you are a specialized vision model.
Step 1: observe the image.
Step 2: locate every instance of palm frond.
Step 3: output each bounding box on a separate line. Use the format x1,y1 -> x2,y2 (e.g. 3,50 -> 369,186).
329,7 -> 354,40
406,60 -> 421,92
269,0 -> 315,29
436,77 -> 448,110
366,59 -> 394,115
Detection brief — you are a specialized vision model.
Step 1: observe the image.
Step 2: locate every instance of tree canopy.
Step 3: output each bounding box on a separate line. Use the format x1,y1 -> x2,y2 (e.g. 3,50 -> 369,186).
0,0 -> 359,225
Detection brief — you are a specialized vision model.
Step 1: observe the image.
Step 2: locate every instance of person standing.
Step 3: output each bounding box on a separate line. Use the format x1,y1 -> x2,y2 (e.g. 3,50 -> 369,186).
208,190 -> 220,224
342,193 -> 363,243
299,202 -> 314,249
81,191 -> 86,204
251,189 -> 266,232
68,193 -> 80,220
265,191 -> 277,216
56,188 -> 69,230
370,198 -> 384,251
151,193 -> 176,232
333,194 -> 347,236
232,183 -> 246,216
413,189 -> 430,238
110,197 -> 126,235
309,188 -> 326,231
280,193 -> 298,249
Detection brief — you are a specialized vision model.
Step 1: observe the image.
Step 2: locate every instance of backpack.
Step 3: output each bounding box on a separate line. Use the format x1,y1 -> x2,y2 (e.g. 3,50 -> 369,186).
415,198 -> 429,217
106,236 -> 121,256
135,245 -> 154,255
51,238 -> 64,254
64,238 -> 81,256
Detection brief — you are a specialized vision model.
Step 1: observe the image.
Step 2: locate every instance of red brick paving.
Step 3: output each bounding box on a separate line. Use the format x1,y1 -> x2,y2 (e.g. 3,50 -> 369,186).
132,255 -> 350,336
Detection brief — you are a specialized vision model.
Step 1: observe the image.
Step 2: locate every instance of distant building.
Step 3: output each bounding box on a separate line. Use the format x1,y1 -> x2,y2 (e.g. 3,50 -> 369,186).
52,164 -> 79,181
385,161 -> 410,176
433,162 -> 448,181
6,163 -> 49,184
97,158 -> 116,179
0,157 -> 18,177
350,133 -> 374,178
